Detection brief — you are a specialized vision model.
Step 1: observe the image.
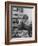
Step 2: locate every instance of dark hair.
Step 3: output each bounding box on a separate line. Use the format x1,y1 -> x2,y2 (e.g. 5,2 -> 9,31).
23,15 -> 28,20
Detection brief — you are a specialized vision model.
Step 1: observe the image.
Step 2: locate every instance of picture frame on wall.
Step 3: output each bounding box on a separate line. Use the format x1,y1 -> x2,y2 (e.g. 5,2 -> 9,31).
5,1 -> 37,45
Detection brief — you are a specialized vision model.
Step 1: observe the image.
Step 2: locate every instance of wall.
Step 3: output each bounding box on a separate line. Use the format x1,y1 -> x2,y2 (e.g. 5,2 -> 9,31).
0,0 -> 38,46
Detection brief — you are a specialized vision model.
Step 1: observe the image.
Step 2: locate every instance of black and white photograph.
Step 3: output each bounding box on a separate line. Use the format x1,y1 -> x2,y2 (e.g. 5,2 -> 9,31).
11,6 -> 32,38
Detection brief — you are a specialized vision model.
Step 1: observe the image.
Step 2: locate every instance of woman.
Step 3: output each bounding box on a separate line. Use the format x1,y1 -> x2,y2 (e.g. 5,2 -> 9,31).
18,15 -> 32,37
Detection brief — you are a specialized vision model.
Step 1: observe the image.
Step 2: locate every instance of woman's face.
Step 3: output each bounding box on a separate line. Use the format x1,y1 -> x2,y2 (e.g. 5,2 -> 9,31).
23,15 -> 28,23
23,19 -> 27,23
